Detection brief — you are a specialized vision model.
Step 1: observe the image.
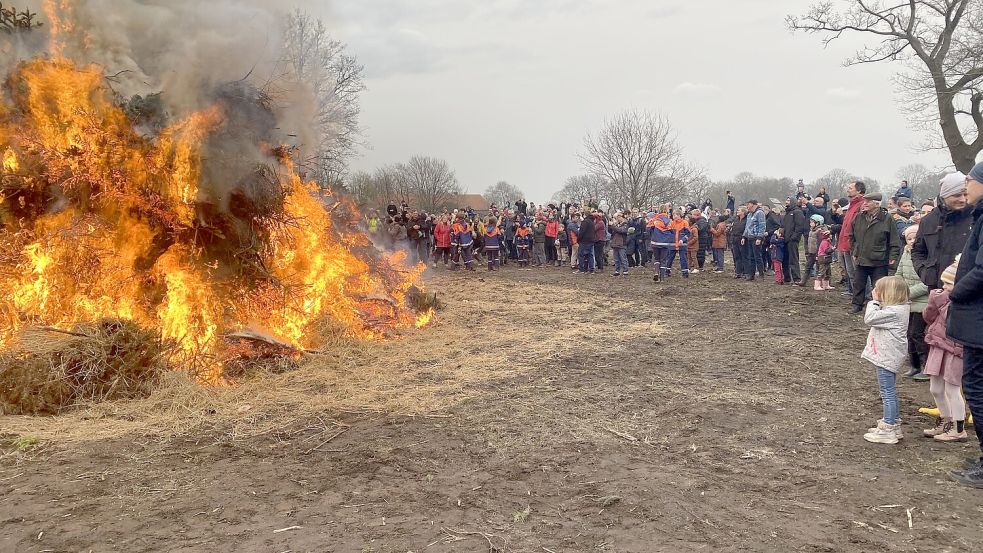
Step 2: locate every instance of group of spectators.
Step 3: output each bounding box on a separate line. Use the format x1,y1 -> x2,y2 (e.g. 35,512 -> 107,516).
364,163 -> 983,489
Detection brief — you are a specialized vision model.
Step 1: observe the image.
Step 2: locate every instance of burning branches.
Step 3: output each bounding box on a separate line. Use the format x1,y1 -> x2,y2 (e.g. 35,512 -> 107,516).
0,58 -> 432,397
0,3 -> 42,34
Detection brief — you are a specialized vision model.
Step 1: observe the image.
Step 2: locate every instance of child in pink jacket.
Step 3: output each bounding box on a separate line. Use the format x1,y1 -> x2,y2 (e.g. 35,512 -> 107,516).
921,260 -> 968,442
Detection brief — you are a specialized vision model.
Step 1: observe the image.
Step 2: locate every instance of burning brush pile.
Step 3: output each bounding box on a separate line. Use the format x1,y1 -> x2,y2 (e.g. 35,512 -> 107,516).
0,55 -> 435,414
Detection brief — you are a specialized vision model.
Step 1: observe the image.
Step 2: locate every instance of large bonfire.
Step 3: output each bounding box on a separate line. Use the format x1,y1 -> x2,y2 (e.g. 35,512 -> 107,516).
0,3 -> 430,412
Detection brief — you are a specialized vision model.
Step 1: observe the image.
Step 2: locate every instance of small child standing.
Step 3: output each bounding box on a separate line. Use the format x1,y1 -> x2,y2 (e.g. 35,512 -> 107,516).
556,224 -> 569,266
483,217 -> 502,271
769,228 -> 785,284
815,227 -> 835,290
921,260 -> 968,442
862,276 -> 911,444
515,223 -> 532,268
803,215 -> 823,288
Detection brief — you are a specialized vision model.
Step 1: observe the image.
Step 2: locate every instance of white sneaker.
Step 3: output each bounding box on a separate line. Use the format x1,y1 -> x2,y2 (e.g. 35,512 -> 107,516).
864,421 -> 900,444
691,269 -> 699,274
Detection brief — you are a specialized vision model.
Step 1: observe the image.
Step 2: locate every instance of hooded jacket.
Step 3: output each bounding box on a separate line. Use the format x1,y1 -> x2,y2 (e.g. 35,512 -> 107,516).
911,199 -> 974,289
947,196 -> 983,348
709,220 -> 728,249
896,247 -> 929,313
861,301 -> 911,372
434,222 -> 452,248
577,215 -> 596,245
782,206 -> 807,242
926,289 -> 962,356
691,214 -> 711,249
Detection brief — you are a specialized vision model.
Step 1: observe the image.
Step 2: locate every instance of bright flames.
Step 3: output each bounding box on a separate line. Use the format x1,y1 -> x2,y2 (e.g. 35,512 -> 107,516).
0,59 -> 429,382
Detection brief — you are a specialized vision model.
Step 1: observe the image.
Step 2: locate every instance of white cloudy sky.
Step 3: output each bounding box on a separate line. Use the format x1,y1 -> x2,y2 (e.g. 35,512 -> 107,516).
316,0 -> 954,201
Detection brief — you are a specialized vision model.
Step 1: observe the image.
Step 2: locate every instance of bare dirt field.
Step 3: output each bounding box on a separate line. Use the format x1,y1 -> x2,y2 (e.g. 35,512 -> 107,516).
2,264 -> 982,552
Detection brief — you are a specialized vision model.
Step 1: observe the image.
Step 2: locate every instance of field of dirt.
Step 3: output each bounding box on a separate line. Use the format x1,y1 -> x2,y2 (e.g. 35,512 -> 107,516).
2,262 -> 982,552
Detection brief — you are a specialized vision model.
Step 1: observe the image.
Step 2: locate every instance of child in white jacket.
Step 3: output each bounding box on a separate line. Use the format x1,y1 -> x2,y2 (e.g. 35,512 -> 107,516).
862,276 -> 912,444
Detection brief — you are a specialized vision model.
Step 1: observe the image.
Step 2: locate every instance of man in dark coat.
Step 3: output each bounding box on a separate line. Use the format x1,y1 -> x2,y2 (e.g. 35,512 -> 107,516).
848,193 -> 901,313
577,212 -> 596,273
782,200 -> 807,284
911,173 -> 974,289
947,162 -> 983,488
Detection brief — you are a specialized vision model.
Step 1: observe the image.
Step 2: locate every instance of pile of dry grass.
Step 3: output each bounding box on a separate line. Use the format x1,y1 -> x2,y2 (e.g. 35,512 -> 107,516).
0,319 -> 175,415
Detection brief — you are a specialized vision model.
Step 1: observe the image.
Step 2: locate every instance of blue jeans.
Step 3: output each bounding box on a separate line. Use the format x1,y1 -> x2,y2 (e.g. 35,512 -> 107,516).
712,248 -> 724,271
613,247 -> 628,273
876,367 -> 899,424
663,248 -> 689,274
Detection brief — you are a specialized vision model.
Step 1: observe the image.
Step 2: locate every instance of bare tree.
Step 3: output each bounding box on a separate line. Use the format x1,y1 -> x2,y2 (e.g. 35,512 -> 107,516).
399,156 -> 461,213
551,174 -> 611,208
482,181 -> 524,209
281,10 -> 366,186
580,110 -> 701,208
789,1 -> 983,172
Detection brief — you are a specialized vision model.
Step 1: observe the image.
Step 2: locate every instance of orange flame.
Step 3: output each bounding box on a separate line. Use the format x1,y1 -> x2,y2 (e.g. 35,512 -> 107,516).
0,59 -> 429,382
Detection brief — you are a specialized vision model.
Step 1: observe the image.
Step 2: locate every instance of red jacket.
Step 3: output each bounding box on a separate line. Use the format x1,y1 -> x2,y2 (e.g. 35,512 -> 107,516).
837,195 -> 864,253
434,222 -> 452,248
545,220 -> 559,238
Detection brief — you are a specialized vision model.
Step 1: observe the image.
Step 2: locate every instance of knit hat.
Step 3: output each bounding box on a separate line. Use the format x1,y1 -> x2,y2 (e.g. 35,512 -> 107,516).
810,214 -> 824,225
940,257 -> 959,286
970,162 -> 983,185
940,172 -> 967,198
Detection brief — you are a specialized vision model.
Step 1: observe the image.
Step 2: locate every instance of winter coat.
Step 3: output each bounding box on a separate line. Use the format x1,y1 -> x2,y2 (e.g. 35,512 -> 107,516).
452,222 -> 473,247
804,228 -> 820,255
729,216 -> 747,248
668,219 -> 691,251
545,220 -> 559,239
566,221 -> 579,245
484,228 -> 502,250
782,207 -> 807,242
532,221 -> 546,244
836,195 -> 865,253
710,221 -> 727,249
648,214 -> 674,248
692,216 -> 711,249
861,301 -> 911,372
896,248 -> 929,313
895,184 -> 913,199
609,222 -> 628,249
502,217 -> 516,240
892,210 -> 917,235
925,289 -> 962,356
434,222 -> 452,248
948,197 -> 983,349
805,204 -> 829,226
911,200 -> 975,289
514,227 -> 531,249
765,211 -> 782,235
577,216 -> 596,245
850,208 -> 901,267
744,208 -> 767,238
593,217 -> 607,244
687,224 -> 699,252
770,234 -> 787,261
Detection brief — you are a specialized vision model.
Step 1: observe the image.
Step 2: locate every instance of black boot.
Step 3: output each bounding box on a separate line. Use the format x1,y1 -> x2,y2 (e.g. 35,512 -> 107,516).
949,464 -> 983,489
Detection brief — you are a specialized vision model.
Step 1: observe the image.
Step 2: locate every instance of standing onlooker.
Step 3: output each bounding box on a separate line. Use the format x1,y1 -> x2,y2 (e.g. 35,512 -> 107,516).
922,263 -> 967,442
947,161 -> 983,488
432,214 -> 453,268
801,215 -> 823,287
861,276 -> 911,444
837,181 -> 867,296
686,215 -> 701,274
609,214 -> 630,276
849,193 -> 901,314
577,212 -> 596,273
729,206 -> 748,279
544,217 -> 559,264
742,200 -> 767,280
709,215 -> 728,273
763,205 -> 781,270
769,228 -> 786,284
895,179 -> 913,199
816,227 -> 834,290
532,217 -> 547,267
782,198 -> 807,285
911,172 -> 973,289
726,190 -> 736,214
691,209 -> 710,272
593,211 -> 607,273
892,197 -> 917,234
896,225 -> 930,379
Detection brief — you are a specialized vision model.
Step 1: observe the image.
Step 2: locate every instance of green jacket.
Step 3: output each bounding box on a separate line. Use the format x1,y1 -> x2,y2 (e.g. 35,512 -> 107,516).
850,208 -> 901,267
896,248 -> 928,312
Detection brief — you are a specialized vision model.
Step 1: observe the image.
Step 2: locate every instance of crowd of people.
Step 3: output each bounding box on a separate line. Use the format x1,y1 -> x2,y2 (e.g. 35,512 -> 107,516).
365,163 -> 983,489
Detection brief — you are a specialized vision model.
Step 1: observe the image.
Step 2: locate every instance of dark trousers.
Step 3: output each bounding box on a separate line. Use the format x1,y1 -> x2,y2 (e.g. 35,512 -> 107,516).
627,238 -> 640,266
964,346 -> 983,456
578,243 -> 596,272
505,239 -> 517,259
545,239 -> 556,262
731,243 -> 746,275
639,240 -> 650,266
696,248 -> 706,269
593,241 -> 606,270
744,239 -> 765,276
783,239 -> 801,283
762,235 -> 772,268
907,313 -> 928,370
852,264 -> 888,308
801,253 -> 817,284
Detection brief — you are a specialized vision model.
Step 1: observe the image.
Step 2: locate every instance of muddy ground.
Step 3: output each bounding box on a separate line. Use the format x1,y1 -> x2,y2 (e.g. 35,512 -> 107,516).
2,262 -> 982,552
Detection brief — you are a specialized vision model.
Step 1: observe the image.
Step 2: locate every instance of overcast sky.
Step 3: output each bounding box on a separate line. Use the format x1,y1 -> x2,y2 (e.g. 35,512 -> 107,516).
318,0 -> 954,201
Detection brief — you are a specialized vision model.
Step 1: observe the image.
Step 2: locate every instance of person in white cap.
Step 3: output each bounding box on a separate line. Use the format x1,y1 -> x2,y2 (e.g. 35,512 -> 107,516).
911,172 -> 973,290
